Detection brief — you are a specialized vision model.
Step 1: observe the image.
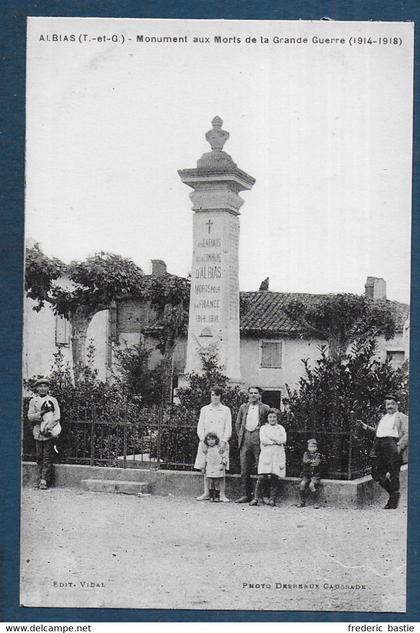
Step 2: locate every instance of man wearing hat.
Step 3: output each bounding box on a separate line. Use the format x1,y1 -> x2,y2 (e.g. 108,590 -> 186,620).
358,394 -> 408,509
27,377 -> 61,489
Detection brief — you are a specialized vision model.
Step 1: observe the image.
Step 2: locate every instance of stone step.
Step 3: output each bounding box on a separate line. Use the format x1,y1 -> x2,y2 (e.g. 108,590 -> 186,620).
81,479 -> 150,496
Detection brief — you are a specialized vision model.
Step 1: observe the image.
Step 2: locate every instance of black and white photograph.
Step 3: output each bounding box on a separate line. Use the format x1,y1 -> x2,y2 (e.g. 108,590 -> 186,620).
21,17 -> 413,612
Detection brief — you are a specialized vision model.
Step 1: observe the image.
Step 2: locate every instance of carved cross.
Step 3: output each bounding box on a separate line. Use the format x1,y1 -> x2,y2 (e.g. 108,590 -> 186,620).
206,219 -> 214,234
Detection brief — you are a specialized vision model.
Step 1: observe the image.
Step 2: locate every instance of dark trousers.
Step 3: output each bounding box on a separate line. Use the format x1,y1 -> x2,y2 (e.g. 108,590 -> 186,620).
35,439 -> 55,485
255,474 -> 279,500
372,437 -> 401,494
239,430 -> 260,497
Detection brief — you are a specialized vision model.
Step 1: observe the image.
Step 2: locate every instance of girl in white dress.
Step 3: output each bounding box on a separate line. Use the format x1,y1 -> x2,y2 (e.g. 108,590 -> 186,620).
194,385 -> 232,502
250,408 -> 287,506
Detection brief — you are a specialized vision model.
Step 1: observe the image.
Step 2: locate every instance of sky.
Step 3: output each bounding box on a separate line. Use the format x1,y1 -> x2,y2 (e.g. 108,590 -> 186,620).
26,18 -> 414,303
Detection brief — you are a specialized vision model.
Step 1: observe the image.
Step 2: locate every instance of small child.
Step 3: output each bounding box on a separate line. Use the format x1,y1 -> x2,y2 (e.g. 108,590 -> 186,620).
250,408 -> 287,507
202,432 -> 228,502
299,438 -> 323,507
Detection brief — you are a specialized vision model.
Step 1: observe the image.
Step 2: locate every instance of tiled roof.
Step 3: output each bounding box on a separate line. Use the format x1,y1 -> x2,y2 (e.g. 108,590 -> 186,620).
239,291 -> 409,337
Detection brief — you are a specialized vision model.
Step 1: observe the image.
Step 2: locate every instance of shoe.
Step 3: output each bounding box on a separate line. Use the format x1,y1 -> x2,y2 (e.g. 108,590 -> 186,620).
299,501 -> 306,508
385,493 -> 400,509
249,498 -> 258,506
268,499 -> 275,507
235,496 -> 252,504
33,481 -> 40,490
39,479 -> 48,490
214,491 -> 220,503
196,493 -> 210,501
262,497 -> 270,505
219,496 -> 230,503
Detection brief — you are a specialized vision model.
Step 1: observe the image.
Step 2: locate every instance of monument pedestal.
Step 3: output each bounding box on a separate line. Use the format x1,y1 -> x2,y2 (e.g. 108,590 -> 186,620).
178,117 -> 255,381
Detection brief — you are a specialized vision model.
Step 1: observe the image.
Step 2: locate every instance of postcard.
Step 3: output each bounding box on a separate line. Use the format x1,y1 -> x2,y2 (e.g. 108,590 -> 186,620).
21,17 -> 413,612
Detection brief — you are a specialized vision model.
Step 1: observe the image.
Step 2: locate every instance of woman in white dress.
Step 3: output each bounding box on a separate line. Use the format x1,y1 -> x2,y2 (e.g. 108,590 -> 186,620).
194,385 -> 232,502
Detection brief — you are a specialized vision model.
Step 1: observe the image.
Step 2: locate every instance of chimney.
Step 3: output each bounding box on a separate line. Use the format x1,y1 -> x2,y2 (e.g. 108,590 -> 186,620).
151,259 -> 167,276
365,276 -> 386,300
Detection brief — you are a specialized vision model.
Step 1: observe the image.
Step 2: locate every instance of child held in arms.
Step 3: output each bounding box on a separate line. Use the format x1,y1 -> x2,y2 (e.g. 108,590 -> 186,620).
299,438 -> 323,507
201,432 -> 228,502
249,408 -> 287,507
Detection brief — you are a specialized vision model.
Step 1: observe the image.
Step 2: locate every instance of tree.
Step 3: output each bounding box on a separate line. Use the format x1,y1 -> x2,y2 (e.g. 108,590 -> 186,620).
112,340 -> 164,405
176,347 -> 246,414
25,245 -> 145,375
283,293 -> 397,361
284,338 -> 408,431
144,274 -> 190,404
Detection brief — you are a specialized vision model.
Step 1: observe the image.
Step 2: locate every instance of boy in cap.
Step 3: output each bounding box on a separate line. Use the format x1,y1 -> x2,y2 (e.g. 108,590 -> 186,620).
299,438 -> 323,507
27,377 -> 61,489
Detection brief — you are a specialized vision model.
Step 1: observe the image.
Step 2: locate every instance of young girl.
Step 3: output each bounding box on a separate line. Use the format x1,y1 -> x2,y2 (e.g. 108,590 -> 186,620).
250,408 -> 287,506
202,432 -> 228,502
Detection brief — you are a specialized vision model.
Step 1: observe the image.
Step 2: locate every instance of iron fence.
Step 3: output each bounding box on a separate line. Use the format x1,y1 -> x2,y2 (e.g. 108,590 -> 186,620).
22,403 -> 372,479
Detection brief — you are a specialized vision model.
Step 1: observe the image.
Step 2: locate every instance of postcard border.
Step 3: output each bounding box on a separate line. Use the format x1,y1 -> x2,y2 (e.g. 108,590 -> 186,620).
1,0 -> 419,622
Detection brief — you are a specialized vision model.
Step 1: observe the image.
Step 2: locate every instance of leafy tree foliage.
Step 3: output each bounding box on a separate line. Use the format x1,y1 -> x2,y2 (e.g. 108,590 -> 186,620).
283,293 -> 397,360
176,347 -> 247,414
25,243 -> 66,310
143,274 -> 190,404
25,245 -> 144,374
283,338 -> 408,432
112,341 -> 164,405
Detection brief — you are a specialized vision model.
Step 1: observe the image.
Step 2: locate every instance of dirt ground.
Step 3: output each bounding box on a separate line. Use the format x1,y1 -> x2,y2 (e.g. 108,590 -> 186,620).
20,486 -> 407,613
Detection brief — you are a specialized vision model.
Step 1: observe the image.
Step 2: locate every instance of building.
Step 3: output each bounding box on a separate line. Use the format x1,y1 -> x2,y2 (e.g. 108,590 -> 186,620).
24,261 -> 409,408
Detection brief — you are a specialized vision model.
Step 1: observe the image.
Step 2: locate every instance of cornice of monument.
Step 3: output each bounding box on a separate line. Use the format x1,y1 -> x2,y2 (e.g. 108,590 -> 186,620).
178,167 -> 256,191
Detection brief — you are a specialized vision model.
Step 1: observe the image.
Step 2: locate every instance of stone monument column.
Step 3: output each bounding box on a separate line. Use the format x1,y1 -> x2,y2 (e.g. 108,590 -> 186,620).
178,117 -> 255,381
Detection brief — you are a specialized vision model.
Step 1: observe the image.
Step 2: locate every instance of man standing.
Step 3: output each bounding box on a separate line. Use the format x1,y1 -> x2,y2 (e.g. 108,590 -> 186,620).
358,394 -> 408,509
235,386 -> 270,503
27,377 -> 61,490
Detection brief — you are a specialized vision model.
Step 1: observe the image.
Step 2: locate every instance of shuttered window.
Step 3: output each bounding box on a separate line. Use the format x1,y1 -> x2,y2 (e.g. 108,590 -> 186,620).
386,350 -> 405,366
55,315 -> 70,347
260,340 -> 283,368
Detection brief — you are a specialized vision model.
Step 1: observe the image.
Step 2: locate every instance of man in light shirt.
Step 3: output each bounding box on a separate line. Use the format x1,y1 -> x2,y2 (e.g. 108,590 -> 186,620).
358,394 -> 408,509
235,386 -> 270,503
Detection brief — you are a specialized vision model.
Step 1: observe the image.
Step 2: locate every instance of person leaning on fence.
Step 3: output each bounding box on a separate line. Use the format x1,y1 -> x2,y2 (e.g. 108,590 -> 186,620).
299,438 -> 323,508
201,432 -> 228,502
27,377 -> 61,490
249,408 -> 287,507
194,385 -> 232,502
357,393 -> 408,510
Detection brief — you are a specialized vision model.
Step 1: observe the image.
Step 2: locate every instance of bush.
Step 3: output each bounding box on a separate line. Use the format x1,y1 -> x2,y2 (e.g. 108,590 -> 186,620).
282,338 -> 409,478
112,340 -> 165,405
283,338 -> 408,431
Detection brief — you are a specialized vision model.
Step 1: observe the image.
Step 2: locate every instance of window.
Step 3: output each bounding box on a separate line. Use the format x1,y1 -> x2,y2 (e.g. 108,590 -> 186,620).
55,315 -> 70,347
260,340 -> 283,368
386,350 -> 405,366
261,390 -> 282,409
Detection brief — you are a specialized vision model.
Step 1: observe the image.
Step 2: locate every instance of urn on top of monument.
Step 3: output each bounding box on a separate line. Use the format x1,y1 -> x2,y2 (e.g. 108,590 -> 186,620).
206,116 -> 228,150
178,117 -> 256,214
197,116 -> 237,170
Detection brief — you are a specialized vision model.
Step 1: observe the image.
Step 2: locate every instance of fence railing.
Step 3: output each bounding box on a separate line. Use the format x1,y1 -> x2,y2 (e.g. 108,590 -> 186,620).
22,403 -> 372,480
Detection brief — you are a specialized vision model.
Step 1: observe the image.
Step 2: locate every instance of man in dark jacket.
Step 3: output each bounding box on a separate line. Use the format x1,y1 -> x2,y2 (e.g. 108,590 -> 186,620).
235,386 -> 270,503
